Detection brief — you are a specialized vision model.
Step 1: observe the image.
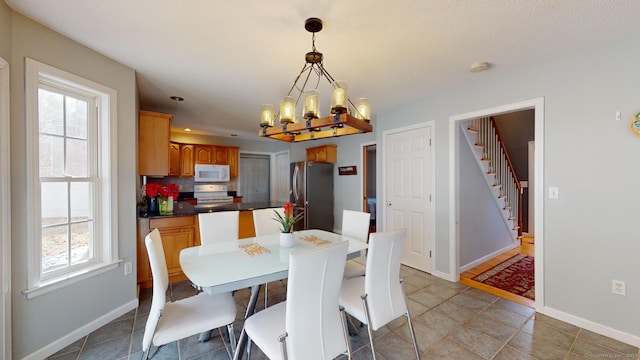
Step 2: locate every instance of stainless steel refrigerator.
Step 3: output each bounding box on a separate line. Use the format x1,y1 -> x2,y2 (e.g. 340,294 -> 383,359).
290,161 -> 334,231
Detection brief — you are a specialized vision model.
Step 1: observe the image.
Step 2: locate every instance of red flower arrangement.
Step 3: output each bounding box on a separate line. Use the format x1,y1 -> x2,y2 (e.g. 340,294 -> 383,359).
146,183 -> 179,199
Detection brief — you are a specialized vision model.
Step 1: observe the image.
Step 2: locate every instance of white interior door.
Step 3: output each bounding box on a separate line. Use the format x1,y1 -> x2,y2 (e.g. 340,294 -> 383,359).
384,123 -> 433,272
274,151 -> 290,203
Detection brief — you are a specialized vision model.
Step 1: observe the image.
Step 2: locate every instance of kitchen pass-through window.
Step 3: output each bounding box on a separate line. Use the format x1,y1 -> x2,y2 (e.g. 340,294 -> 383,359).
23,58 -> 119,299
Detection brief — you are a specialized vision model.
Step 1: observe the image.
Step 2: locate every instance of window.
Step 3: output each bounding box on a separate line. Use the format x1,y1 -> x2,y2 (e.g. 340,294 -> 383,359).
24,58 -> 118,298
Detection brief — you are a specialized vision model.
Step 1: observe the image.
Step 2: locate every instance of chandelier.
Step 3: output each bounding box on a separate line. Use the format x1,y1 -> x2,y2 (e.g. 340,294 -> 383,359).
259,18 -> 372,142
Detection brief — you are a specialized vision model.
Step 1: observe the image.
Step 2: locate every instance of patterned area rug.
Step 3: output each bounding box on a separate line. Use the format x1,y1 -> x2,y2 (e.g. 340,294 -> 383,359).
472,254 -> 535,300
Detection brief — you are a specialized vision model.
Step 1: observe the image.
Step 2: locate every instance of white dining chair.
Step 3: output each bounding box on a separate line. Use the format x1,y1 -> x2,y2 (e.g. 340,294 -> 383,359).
252,207 -> 285,308
339,229 -> 420,360
341,209 -> 371,279
253,207 -> 285,236
244,241 -> 352,360
198,210 -> 239,245
142,228 -> 237,360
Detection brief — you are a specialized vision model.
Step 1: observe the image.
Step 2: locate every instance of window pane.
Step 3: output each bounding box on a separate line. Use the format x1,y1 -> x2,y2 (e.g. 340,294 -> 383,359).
39,134 -> 64,177
42,224 -> 68,273
38,89 -> 64,136
66,138 -> 88,177
70,221 -> 92,265
41,182 -> 68,225
70,182 -> 92,221
66,96 -> 88,139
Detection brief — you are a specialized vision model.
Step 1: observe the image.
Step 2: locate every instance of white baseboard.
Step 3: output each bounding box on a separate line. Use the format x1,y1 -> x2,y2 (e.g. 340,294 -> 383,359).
431,269 -> 456,282
21,298 -> 138,360
459,243 -> 518,273
538,305 -> 640,348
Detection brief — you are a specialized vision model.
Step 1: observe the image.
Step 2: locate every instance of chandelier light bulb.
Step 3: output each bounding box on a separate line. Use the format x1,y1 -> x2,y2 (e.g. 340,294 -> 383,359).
354,98 -> 371,121
330,81 -> 348,114
280,96 -> 296,124
260,104 -> 275,127
303,90 -> 320,119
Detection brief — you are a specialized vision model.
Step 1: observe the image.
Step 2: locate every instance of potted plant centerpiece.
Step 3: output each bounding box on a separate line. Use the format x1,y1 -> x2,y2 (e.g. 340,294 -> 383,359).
274,202 -> 303,247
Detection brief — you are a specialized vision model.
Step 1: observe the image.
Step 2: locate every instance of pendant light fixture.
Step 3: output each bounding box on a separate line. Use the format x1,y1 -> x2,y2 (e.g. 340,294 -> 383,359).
259,18 -> 372,142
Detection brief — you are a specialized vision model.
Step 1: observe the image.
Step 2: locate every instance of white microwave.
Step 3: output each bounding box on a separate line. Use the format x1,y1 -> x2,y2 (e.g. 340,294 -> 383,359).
194,164 -> 230,182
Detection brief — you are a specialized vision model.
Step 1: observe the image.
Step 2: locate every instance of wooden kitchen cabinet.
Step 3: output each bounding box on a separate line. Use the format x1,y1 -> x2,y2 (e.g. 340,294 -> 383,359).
195,145 -> 213,164
168,142 -> 181,176
306,144 -> 337,163
138,110 -> 173,175
228,146 -> 239,178
180,144 -> 195,177
137,215 -> 198,289
214,146 -> 229,165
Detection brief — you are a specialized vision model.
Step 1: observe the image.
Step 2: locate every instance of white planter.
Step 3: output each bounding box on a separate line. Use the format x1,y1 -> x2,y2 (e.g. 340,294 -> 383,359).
279,232 -> 295,248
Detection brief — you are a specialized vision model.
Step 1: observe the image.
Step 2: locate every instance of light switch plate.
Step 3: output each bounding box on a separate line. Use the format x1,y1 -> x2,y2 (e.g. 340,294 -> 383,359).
548,187 -> 559,199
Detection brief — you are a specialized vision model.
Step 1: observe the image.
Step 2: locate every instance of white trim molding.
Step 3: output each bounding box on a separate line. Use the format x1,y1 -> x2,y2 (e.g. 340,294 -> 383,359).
448,98 -> 545,310
0,56 -> 12,360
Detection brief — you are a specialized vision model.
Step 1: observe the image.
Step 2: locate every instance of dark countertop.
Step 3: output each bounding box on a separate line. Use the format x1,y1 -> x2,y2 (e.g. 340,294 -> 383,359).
139,201 -> 287,218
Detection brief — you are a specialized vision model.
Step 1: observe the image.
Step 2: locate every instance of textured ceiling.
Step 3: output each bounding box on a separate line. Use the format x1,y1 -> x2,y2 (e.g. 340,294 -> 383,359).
6,0 -> 640,140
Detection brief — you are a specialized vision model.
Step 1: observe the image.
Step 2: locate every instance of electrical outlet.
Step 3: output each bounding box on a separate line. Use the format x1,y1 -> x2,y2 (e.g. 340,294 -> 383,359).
124,261 -> 132,275
612,279 -> 626,296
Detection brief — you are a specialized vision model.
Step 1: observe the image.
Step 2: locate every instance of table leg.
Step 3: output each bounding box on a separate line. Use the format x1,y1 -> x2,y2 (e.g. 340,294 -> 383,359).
233,284 -> 262,360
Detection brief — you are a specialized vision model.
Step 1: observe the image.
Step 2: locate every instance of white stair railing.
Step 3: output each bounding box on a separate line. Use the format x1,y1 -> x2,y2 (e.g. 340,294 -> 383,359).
469,117 -> 522,237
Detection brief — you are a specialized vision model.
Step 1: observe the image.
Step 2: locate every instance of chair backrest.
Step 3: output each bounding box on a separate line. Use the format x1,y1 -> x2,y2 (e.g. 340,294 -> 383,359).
286,241 -> 349,360
364,229 -> 407,331
252,207 -> 284,236
198,210 -> 239,245
341,209 -> 371,243
142,228 -> 169,351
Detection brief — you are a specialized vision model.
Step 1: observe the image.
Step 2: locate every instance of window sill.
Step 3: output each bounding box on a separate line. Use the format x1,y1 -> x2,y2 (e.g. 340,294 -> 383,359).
22,260 -> 122,300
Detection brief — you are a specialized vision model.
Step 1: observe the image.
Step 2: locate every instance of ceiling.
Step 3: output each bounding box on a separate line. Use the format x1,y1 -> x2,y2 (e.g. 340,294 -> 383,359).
6,1 -> 640,140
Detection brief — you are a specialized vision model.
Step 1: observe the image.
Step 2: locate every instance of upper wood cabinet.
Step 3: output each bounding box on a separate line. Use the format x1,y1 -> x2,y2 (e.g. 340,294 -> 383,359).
195,145 -> 213,164
139,110 -> 173,175
180,144 -> 195,177
306,144 -> 337,163
195,145 -> 231,165
214,146 -> 229,165
228,146 -> 239,178
169,142 -> 195,177
168,142 -> 181,177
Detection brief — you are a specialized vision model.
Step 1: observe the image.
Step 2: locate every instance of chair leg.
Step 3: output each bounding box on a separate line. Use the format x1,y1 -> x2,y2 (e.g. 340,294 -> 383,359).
277,333 -> 289,360
339,306 -> 354,359
264,282 -> 268,309
227,323 -> 236,359
361,294 -> 377,360
400,280 -> 421,360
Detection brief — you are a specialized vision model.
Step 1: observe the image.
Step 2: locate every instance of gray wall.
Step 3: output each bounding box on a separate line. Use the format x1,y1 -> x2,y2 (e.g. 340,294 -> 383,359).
365,37 -> 639,339
7,12 -> 138,358
458,129 -> 514,267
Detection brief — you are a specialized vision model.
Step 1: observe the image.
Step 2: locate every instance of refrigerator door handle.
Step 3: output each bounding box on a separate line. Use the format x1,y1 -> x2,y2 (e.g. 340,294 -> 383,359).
292,164 -> 300,202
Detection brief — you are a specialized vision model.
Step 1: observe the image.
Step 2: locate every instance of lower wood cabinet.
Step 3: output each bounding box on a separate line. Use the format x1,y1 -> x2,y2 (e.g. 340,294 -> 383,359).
137,215 -> 199,289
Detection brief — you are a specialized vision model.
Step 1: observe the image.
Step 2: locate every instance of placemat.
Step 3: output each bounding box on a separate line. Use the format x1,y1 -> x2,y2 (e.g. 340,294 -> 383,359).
299,235 -> 331,246
239,243 -> 271,257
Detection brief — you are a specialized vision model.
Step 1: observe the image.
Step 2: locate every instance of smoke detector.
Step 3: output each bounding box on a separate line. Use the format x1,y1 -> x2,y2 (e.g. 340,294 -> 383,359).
469,61 -> 490,73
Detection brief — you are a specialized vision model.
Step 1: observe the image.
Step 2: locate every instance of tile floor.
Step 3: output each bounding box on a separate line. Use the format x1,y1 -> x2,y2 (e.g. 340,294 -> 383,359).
47,266 -> 639,360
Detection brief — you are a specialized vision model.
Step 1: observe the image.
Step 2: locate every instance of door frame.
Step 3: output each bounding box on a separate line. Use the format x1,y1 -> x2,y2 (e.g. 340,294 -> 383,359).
382,121 -> 435,273
448,97 -> 544,308
360,141 -> 376,213
0,57 -> 11,359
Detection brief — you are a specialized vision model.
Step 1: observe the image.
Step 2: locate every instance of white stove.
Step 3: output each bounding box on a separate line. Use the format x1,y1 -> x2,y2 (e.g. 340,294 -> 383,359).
193,184 -> 234,210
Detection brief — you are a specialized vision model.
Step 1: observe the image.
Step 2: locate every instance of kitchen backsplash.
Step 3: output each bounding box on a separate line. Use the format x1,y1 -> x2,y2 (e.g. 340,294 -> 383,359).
145,176 -> 238,194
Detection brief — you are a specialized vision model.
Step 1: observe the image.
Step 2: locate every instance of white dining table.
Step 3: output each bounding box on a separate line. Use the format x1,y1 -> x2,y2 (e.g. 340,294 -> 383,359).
179,229 -> 368,359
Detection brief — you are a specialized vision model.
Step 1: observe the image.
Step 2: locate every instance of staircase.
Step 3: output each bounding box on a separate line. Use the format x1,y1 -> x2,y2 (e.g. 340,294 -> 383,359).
461,117 -> 522,244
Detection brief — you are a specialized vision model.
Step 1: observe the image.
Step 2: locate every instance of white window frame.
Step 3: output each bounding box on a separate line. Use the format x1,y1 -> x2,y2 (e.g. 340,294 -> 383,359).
23,58 -> 119,299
